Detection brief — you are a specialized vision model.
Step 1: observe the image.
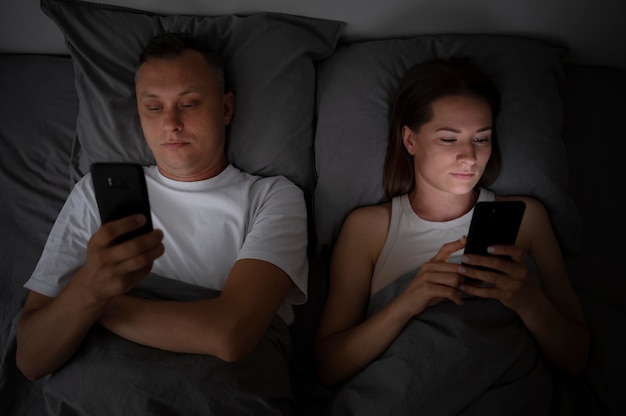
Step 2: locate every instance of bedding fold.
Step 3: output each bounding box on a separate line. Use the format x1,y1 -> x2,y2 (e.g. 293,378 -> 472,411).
1,273 -> 295,416
327,269 -> 552,416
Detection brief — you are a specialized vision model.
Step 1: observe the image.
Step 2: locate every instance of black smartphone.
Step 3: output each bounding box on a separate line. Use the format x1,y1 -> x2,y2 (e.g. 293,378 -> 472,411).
91,162 -> 153,243
463,200 -> 526,282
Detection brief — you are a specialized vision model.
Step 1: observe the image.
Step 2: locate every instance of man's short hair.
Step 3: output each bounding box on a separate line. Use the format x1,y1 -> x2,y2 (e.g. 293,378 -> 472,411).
138,32 -> 226,91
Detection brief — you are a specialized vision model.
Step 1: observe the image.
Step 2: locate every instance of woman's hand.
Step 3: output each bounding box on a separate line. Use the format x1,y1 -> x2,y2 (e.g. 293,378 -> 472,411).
457,244 -> 539,312
396,237 -> 466,316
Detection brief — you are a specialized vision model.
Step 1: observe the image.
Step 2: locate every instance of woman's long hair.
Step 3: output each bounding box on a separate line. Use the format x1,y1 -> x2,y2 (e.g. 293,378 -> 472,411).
382,58 -> 502,199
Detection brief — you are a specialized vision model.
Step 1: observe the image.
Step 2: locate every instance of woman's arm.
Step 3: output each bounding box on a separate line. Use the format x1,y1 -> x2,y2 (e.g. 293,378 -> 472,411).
517,198 -> 589,374
314,205 -> 465,387
459,197 -> 589,374
314,205 -> 405,386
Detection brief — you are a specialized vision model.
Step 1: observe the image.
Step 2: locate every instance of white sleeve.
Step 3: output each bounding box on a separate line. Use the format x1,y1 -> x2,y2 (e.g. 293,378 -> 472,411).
24,174 -> 100,297
237,176 -> 309,307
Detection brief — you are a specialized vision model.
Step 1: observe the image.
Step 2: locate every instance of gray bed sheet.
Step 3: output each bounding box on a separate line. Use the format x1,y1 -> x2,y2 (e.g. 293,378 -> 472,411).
1,274 -> 296,415
325,269 -> 552,415
0,54 -> 77,369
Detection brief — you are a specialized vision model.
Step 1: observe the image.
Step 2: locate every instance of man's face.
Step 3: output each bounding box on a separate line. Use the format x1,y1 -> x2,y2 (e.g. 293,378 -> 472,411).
135,49 -> 234,181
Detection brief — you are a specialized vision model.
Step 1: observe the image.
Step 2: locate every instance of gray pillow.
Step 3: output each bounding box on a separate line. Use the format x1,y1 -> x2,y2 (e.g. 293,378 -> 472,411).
0,54 -> 76,354
41,0 -> 344,195
0,55 -> 77,416
313,35 -> 582,255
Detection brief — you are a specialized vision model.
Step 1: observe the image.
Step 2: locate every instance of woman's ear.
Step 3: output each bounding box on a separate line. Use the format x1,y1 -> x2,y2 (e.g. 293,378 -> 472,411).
402,125 -> 416,155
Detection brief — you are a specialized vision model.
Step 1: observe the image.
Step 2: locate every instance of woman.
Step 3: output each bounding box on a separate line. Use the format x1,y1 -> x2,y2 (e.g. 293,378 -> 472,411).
314,58 -> 589,413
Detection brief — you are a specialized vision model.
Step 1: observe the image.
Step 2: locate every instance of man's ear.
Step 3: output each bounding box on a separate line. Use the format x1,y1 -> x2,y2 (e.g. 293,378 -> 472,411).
401,125 -> 416,155
223,91 -> 235,125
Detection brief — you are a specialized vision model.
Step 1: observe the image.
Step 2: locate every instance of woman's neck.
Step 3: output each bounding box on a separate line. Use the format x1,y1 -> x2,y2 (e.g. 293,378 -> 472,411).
408,188 -> 479,222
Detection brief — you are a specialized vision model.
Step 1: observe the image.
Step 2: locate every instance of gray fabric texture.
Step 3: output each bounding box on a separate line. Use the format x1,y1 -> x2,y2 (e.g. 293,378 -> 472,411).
0,54 -> 76,362
41,0 -> 345,196
313,35 -> 582,255
0,54 -> 77,416
326,268 -> 552,415
1,274 -> 295,416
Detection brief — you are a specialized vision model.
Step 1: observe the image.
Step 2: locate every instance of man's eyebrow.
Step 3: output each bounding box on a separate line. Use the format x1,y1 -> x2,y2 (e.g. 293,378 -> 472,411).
139,88 -> 201,99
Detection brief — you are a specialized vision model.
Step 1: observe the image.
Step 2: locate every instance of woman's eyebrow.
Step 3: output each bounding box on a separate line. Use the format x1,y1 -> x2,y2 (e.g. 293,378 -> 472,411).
436,127 -> 461,133
435,126 -> 492,133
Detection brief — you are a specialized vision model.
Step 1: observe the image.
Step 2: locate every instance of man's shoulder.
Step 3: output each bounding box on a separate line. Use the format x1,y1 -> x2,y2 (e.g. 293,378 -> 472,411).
69,171 -> 96,196
234,167 -> 302,195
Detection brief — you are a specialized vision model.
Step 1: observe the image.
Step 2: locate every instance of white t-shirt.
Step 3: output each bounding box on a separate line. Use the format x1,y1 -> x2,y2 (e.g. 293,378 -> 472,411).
25,164 -> 308,324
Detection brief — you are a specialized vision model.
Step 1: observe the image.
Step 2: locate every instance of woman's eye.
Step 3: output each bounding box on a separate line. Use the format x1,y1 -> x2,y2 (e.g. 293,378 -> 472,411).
441,137 -> 456,143
474,137 -> 491,143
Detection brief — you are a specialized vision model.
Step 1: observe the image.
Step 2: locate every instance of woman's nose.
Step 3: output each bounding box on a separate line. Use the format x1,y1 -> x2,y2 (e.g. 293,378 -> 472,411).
458,142 -> 477,163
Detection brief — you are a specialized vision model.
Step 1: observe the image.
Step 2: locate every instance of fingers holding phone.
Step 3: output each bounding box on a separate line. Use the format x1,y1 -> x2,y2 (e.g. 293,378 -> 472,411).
457,200 -> 543,308
459,246 -> 541,312
84,217 -> 164,295
400,237 -> 469,312
459,244 -> 526,286
460,200 -> 525,286
91,163 -> 154,243
76,163 -> 165,297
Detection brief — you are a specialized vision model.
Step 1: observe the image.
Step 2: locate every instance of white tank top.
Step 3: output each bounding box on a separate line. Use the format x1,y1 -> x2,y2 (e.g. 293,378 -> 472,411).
370,188 -> 495,296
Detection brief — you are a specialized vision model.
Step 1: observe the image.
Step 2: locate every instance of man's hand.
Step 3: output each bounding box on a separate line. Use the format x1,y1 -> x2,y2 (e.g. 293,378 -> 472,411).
16,214 -> 164,381
76,214 -> 165,300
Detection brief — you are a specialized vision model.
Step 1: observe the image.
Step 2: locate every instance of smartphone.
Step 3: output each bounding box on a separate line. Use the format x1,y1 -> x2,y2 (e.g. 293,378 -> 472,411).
462,200 -> 526,283
91,162 -> 153,243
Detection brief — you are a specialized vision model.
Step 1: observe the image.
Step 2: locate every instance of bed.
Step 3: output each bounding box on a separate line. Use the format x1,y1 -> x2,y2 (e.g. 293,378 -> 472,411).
1,0 -> 624,414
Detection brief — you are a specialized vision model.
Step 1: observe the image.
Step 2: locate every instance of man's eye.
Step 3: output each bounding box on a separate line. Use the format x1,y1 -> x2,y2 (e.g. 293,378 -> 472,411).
146,106 -> 161,112
181,102 -> 197,109
441,137 -> 456,143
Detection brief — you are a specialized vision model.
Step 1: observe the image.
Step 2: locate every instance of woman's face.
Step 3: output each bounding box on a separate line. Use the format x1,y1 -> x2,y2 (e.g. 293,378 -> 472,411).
402,95 -> 493,196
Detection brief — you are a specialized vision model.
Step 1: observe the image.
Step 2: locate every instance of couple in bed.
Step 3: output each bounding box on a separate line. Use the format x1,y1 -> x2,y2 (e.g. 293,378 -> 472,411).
15,31 -> 588,415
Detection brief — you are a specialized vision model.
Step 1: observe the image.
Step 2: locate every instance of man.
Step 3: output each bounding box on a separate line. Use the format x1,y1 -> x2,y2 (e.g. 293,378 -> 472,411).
16,32 -> 308,381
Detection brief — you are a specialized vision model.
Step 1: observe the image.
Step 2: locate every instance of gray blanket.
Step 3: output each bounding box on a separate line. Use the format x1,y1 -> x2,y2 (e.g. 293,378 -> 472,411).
0,274 -> 295,416
327,269 -> 553,416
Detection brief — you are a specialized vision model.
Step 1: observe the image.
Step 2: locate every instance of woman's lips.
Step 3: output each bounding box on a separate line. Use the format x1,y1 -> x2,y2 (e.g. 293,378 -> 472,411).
451,172 -> 475,180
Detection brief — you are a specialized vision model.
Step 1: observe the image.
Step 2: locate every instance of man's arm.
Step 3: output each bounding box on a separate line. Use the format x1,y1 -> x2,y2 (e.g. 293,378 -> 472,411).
16,289 -> 107,381
16,215 -> 164,381
98,258 -> 293,362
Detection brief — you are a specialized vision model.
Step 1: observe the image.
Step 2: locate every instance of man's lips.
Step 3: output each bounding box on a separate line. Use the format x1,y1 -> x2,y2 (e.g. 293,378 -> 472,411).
162,141 -> 190,148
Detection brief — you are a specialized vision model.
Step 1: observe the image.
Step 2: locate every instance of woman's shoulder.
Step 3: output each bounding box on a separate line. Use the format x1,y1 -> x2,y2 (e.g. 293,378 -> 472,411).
346,201 -> 392,226
336,202 -> 393,268
340,202 -> 392,244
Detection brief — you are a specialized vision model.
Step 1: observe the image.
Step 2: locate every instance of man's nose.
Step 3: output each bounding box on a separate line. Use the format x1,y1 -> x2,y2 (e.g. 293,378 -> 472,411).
162,108 -> 183,131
